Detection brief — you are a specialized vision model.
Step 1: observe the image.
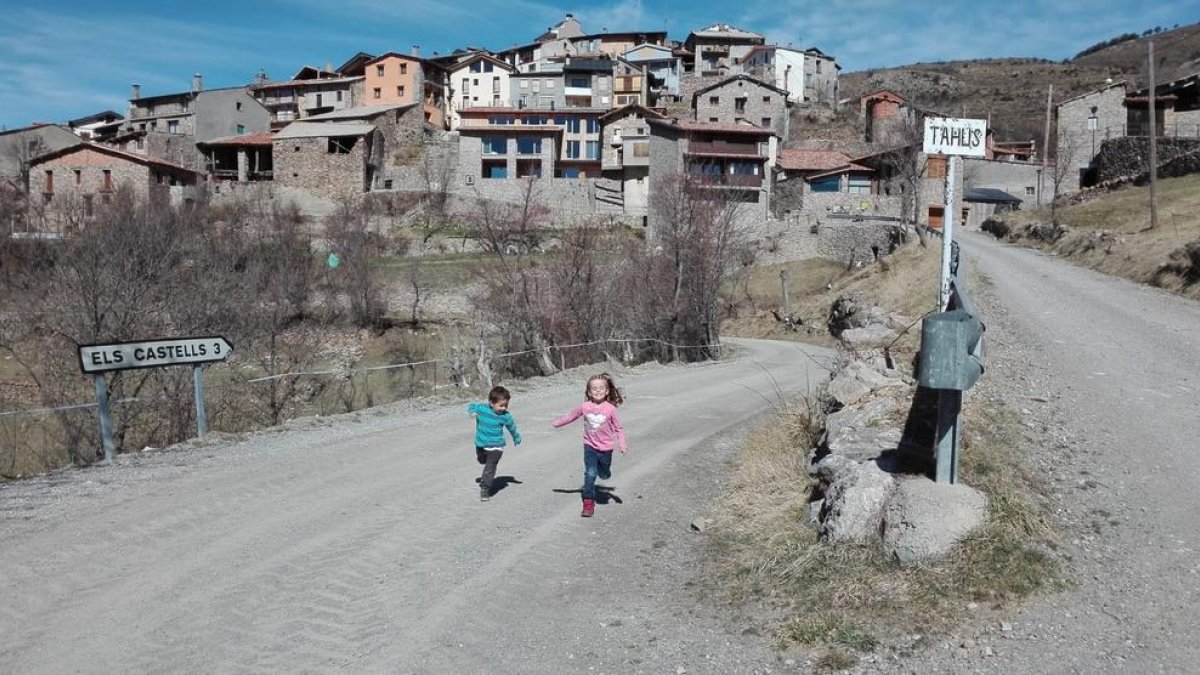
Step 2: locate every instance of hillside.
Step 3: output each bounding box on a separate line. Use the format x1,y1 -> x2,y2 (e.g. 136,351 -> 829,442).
838,22 -> 1200,144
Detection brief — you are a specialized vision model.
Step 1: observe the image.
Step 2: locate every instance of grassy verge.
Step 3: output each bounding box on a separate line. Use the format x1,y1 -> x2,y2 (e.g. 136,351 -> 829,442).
997,174 -> 1200,300
706,397 -> 1060,661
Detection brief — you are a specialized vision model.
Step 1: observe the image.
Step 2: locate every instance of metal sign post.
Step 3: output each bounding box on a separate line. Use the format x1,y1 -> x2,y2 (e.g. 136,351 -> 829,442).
79,336 -> 233,456
922,117 -> 988,483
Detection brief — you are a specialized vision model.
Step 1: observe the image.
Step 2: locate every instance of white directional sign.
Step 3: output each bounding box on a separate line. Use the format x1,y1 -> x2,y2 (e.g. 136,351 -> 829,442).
78,336 -> 233,374
923,117 -> 988,157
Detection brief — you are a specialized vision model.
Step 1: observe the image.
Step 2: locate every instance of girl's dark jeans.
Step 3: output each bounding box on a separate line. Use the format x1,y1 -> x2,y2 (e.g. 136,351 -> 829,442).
582,444 -> 613,500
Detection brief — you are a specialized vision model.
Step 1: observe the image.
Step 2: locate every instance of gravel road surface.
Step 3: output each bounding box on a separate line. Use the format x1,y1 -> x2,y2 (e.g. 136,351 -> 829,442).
0,338 -> 833,674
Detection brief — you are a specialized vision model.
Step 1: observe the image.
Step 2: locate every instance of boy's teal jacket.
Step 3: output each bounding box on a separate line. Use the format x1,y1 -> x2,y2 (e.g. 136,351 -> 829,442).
467,402 -> 521,448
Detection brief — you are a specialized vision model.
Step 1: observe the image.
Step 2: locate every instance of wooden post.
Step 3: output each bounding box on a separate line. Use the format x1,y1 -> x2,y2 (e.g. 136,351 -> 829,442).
1148,40 -> 1159,230
1041,84 -> 1052,206
93,375 -> 115,461
779,269 -> 790,317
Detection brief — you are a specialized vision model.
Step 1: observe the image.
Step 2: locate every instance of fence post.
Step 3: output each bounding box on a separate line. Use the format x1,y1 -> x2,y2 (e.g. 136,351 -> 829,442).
93,374 -> 115,461
193,365 -> 208,437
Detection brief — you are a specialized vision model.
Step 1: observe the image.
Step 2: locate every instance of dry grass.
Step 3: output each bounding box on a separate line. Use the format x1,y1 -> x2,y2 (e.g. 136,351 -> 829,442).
1001,174 -> 1200,300
707,242 -> 1059,655
723,243 -> 942,361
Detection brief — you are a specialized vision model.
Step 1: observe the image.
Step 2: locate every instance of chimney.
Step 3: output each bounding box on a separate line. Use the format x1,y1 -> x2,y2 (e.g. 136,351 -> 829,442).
411,44 -> 421,56
192,73 -> 203,92
131,83 -> 141,100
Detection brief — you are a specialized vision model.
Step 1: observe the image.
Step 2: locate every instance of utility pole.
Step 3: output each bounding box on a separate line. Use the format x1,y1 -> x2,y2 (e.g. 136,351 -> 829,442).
1148,40 -> 1159,229
1041,84 -> 1053,206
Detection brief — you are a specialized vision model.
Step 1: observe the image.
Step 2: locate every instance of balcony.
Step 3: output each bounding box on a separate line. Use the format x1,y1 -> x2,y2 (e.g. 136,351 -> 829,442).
564,86 -> 592,98
686,139 -> 763,156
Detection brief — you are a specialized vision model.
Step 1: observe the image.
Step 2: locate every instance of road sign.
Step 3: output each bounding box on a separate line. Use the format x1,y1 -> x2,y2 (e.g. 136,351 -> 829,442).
79,336 -> 233,374
923,117 -> 987,157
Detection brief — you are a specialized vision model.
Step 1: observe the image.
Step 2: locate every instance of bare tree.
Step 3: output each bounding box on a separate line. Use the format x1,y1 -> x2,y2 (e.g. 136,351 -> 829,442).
416,134 -> 456,245
325,198 -> 387,328
1048,134 -> 1078,232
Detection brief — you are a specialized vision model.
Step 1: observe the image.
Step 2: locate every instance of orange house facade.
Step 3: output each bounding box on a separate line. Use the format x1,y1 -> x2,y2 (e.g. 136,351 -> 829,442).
363,52 -> 447,128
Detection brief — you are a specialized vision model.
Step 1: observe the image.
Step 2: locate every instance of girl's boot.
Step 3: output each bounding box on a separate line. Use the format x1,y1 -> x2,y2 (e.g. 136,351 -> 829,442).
581,498 -> 595,517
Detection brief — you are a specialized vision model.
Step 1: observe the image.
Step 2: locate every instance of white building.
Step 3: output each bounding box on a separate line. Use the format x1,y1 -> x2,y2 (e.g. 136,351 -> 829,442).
447,54 -> 515,130
742,46 -> 839,104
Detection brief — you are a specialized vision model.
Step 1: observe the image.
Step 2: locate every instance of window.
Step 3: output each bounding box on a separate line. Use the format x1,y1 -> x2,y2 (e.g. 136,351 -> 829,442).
709,117 -> 719,123
520,80 -> 529,89
492,78 -> 500,94
400,63 -> 407,75
327,136 -> 358,153
735,97 -> 746,113
586,118 -> 600,134
556,167 -> 580,178
761,117 -> 772,128
236,101 -> 243,111
482,137 -> 506,155
848,174 -> 871,195
568,76 -> 589,88
316,93 -> 324,107
545,80 -> 554,89
709,96 -> 719,105
816,60 -> 822,74
462,78 -> 470,95
763,96 -> 771,104
397,85 -> 405,97
336,90 -> 343,102
473,78 -> 479,86
373,88 -> 382,99
585,141 -> 599,159
927,155 -> 947,178
102,169 -> 112,191
236,124 -> 245,135
74,169 -> 81,185
488,115 -> 513,125
44,170 -> 53,193
728,161 -> 759,176
483,161 -> 507,178
1025,186 -> 1036,196
810,176 -> 840,192
470,61 -> 482,73
565,118 -> 581,133
566,140 -> 580,158
517,137 -> 541,154
376,64 -> 385,76
632,141 -> 650,157
83,195 -> 94,217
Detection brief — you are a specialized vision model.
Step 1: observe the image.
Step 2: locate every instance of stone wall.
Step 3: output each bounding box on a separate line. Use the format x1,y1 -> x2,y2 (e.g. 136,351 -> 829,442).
274,135 -> 368,201
1091,136 -> 1200,184
147,132 -> 202,172
693,77 -> 789,139
749,215 -> 904,265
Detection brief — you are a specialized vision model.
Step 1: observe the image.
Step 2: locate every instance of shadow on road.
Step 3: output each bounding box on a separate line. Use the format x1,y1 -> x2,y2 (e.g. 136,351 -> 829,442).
474,475 -> 523,496
551,485 -> 624,505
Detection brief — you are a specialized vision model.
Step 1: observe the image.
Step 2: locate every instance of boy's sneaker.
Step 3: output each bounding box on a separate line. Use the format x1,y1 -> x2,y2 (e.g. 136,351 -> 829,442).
480,488 -> 490,501
581,498 -> 595,517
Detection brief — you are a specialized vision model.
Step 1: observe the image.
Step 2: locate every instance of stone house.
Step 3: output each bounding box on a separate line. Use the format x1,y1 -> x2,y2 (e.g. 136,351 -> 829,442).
121,77 -> 271,172
272,103 -> 425,199
599,104 -> 668,219
693,74 -> 790,140
860,90 -> 916,145
742,45 -> 839,105
1055,80 -> 1128,192
250,65 -> 366,130
684,24 -> 766,77
646,118 -> 776,231
28,142 -> 200,229
510,55 -> 617,110
0,123 -> 83,187
612,58 -> 649,107
622,43 -> 683,104
197,132 -> 274,183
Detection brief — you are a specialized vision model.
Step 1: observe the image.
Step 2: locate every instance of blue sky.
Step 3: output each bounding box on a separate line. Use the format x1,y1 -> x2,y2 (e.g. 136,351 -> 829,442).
1,1 -> 1196,130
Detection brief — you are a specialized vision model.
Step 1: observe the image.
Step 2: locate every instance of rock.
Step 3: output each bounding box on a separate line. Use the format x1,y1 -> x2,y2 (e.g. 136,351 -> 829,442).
803,499 -> 823,529
689,518 -> 713,533
841,323 -> 899,348
826,360 -> 906,407
824,397 -> 902,461
883,477 -> 988,566
813,455 -> 897,544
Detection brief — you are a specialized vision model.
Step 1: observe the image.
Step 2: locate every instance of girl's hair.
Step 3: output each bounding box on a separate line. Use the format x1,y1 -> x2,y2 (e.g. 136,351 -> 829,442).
585,373 -> 623,406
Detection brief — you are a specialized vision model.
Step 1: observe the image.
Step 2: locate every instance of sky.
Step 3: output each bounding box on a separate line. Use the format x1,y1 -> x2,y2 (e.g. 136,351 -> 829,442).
1,0 -> 1196,130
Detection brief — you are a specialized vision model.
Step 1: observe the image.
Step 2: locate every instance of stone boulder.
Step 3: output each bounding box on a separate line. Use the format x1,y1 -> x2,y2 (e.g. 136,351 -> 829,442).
882,477 -> 987,566
823,396 -> 902,462
826,360 -> 907,407
840,324 -> 898,348
813,454 -> 896,544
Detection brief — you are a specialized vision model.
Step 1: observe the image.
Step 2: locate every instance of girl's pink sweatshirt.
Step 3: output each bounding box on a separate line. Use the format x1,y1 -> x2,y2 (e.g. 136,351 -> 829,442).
552,400 -> 626,452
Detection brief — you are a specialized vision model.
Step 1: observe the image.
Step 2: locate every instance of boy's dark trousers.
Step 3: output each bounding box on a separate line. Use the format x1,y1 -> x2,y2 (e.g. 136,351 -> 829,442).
477,447 -> 504,494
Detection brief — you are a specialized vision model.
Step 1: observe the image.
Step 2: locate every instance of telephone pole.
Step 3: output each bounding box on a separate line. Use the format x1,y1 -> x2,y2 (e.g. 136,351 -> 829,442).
1148,40 -> 1159,229
1041,84 -> 1053,206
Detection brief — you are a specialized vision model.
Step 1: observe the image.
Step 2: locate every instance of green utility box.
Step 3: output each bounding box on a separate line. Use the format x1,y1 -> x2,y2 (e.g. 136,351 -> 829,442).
917,309 -> 984,391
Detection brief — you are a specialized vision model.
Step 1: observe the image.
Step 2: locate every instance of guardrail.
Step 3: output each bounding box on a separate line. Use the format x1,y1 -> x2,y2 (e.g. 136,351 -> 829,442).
916,241 -> 985,483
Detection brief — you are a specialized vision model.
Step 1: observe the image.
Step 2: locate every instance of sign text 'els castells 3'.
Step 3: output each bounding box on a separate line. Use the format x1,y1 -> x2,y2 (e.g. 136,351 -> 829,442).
79,336 -> 233,374
922,117 -> 988,157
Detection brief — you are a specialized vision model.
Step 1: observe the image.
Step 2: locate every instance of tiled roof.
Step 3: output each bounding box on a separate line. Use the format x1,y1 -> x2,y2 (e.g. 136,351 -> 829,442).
251,76 -> 362,90
458,107 -> 606,114
32,142 -> 199,174
777,149 -> 851,171
274,122 -> 376,139
304,104 -> 415,120
648,118 -> 773,135
200,131 -> 275,146
806,163 -> 873,181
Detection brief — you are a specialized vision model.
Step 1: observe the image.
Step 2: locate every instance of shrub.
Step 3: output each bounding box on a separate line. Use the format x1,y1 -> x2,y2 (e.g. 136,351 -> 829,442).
981,218 -> 1010,239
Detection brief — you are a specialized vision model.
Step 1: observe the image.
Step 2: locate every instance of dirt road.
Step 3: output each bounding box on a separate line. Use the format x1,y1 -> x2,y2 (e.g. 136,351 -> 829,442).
886,232 -> 1200,673
0,338 -> 832,674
